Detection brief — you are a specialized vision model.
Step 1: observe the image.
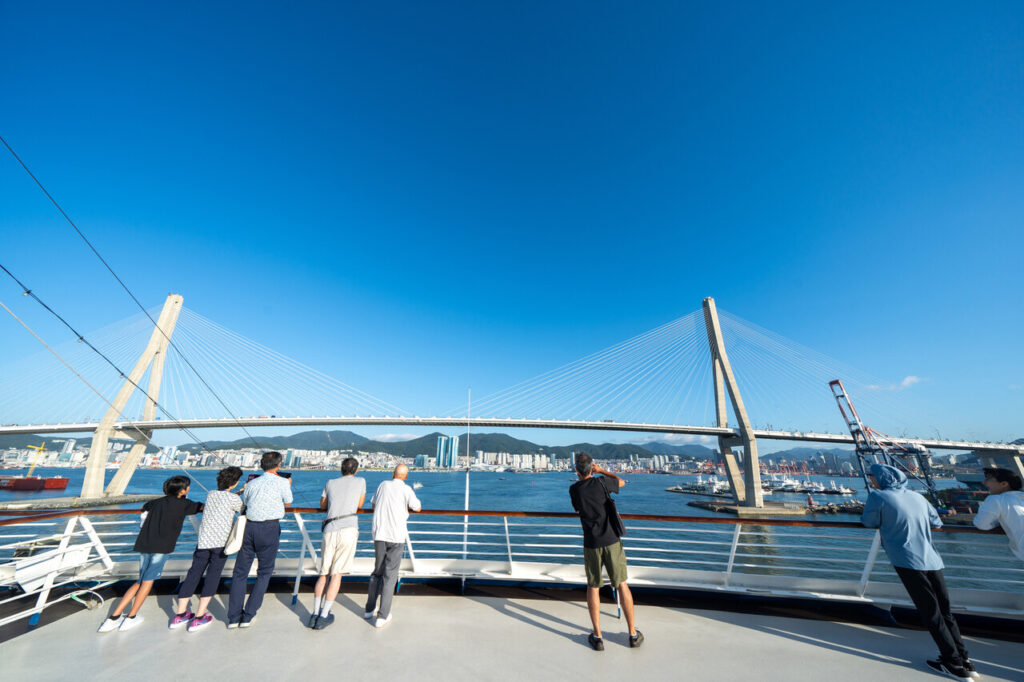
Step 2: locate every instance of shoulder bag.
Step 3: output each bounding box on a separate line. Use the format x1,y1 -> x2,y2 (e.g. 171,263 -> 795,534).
224,514 -> 247,555
602,478 -> 627,538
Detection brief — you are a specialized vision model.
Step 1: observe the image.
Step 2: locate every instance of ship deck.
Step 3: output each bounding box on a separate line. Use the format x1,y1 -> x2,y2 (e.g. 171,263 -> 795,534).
4,586 -> 1023,681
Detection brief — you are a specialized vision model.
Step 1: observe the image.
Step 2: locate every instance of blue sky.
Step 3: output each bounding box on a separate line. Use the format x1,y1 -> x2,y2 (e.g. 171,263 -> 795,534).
1,2 -> 1022,449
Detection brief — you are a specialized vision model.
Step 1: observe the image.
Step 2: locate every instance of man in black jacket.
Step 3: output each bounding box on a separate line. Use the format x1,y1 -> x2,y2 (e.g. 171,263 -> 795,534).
569,452 -> 642,651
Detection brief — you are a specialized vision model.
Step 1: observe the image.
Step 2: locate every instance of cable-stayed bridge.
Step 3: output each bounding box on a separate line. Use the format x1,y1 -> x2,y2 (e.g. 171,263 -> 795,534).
2,295 -> 1021,503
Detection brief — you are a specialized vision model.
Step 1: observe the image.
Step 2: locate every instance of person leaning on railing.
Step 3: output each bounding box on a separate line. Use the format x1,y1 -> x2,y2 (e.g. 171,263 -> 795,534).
308,457 -> 366,630
861,463 -> 976,682
569,452 -> 642,651
97,475 -> 203,634
363,463 -> 420,629
227,451 -> 293,629
973,467 -> 1024,562
172,466 -> 244,632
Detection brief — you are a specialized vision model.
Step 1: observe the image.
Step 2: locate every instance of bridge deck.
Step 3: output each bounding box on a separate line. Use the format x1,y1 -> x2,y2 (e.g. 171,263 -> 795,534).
4,589 -> 1023,681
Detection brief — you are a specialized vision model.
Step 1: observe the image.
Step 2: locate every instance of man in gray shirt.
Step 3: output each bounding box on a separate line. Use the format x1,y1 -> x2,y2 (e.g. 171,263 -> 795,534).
308,457 -> 366,630
364,463 -> 421,628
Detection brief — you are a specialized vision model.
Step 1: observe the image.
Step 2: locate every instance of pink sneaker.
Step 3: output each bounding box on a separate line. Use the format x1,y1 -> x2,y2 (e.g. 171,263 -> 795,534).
169,611 -> 194,629
187,613 -> 214,632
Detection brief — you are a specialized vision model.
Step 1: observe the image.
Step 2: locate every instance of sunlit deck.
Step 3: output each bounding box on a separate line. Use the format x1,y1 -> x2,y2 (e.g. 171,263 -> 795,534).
4,587 -> 1024,681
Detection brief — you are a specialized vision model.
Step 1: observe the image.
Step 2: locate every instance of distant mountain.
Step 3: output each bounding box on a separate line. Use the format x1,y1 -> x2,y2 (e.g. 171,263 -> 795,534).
637,441 -> 718,458
762,447 -> 854,461
181,430 -> 368,452
0,434 -> 159,454
175,429 -> 702,461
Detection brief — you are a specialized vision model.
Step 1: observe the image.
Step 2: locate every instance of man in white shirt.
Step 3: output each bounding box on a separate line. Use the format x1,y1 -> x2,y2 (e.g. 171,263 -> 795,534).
974,467 -> 1024,562
363,464 -> 421,628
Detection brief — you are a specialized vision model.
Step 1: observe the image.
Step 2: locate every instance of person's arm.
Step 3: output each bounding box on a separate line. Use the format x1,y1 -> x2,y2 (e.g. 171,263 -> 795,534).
861,493 -> 881,528
927,501 -> 943,530
407,486 -> 422,512
593,464 -> 624,490
280,476 -> 294,506
357,493 -> 366,509
186,499 -> 204,515
973,496 -> 1001,531
320,483 -> 329,512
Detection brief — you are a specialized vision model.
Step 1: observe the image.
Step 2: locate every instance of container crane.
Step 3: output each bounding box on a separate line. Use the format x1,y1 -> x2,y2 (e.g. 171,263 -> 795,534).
829,380 -> 940,504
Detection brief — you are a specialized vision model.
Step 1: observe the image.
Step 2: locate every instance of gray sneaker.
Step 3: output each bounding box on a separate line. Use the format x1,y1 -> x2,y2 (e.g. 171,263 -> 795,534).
629,630 -> 644,648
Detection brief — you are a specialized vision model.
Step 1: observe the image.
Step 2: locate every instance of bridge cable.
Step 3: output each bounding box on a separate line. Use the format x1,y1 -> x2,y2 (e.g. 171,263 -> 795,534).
0,135 -> 268,454
0,264 -> 232,480
0,298 -> 213,492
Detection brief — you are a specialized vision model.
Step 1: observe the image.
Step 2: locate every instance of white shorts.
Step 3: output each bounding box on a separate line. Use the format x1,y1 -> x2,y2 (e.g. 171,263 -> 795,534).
320,527 -> 359,575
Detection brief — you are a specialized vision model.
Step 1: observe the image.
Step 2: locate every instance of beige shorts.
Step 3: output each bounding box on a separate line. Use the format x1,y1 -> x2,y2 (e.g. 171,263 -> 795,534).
320,527 -> 359,575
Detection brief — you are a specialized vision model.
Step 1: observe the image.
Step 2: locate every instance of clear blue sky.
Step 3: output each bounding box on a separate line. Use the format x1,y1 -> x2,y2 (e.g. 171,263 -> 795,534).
1,2 -> 1022,448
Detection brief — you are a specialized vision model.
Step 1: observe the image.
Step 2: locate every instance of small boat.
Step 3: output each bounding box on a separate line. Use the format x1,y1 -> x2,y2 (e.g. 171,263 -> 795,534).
412,482 -> 423,489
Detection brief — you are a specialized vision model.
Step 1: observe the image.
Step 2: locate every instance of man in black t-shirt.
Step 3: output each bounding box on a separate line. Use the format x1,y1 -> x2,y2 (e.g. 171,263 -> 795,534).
569,452 -> 643,651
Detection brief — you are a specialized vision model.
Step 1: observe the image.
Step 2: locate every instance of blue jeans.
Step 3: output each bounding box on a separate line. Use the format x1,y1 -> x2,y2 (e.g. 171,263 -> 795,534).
227,520 -> 281,623
178,547 -> 229,599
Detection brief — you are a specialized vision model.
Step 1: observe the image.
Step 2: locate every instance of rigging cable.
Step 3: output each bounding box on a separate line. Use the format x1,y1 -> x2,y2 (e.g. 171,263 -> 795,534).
0,134 -> 266,453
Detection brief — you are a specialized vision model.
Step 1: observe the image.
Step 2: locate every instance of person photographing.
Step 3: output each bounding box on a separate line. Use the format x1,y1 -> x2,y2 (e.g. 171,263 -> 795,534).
569,453 -> 642,651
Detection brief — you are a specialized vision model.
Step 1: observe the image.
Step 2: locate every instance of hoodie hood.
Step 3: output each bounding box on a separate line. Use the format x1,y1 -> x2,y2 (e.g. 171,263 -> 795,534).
870,463 -> 907,490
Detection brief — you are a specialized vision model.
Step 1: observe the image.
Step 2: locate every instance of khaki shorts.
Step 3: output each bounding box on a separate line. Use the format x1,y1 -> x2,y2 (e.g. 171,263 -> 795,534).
583,541 -> 628,588
320,527 -> 359,575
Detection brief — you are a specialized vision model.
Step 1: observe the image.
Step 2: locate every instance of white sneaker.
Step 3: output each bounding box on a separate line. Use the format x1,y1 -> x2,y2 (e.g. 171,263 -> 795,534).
97,616 -> 124,633
373,613 -> 392,629
363,610 -> 376,620
118,615 -> 144,631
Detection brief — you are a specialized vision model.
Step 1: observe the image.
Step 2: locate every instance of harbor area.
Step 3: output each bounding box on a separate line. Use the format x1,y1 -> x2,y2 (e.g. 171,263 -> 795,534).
3,583 -> 1023,681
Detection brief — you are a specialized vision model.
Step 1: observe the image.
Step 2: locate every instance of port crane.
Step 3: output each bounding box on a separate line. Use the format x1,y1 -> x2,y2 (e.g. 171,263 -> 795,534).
25,442 -> 46,477
828,380 -> 940,504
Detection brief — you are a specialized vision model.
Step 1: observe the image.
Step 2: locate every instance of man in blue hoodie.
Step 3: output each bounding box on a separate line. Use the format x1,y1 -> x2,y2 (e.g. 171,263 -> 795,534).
862,463 -> 975,681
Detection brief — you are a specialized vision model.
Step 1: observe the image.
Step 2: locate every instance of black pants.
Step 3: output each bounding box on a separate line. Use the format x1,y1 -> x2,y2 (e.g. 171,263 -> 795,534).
178,547 -> 229,599
227,520 -> 281,623
894,567 -> 968,665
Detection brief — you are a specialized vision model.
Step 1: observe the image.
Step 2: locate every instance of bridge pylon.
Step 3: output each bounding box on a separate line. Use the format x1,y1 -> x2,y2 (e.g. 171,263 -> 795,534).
81,294 -> 183,498
703,297 -> 764,507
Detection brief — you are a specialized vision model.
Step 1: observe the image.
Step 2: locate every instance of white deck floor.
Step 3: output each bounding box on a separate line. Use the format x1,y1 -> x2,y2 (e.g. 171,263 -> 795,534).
3,592 -> 1023,681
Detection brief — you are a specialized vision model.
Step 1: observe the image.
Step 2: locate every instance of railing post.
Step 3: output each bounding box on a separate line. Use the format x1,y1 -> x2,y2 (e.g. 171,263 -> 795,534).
858,530 -> 882,597
29,517 -> 78,627
503,516 -> 515,576
292,513 -> 318,605
79,516 -> 114,571
723,524 -> 742,586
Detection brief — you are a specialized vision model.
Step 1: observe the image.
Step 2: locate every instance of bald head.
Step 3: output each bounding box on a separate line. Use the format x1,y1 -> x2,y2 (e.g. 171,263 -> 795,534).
393,464 -> 409,480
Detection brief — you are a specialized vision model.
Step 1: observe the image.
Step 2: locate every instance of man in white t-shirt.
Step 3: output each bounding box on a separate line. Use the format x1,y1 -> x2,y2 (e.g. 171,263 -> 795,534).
974,467 -> 1024,562
363,464 -> 421,628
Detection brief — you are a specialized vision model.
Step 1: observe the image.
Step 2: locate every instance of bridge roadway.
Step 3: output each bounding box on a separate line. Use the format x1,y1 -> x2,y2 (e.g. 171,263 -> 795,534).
1,416 -> 1021,454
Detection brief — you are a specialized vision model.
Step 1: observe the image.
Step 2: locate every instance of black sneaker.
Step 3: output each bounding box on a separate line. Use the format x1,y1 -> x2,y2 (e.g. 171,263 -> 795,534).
961,660 -> 979,679
307,613 -> 319,629
926,659 -> 972,682
587,633 -> 604,651
313,614 -> 335,630
629,630 -> 644,648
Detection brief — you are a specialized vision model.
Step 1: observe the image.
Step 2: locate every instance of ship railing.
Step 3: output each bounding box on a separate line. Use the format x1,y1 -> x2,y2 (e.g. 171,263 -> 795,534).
0,508 -> 1020,629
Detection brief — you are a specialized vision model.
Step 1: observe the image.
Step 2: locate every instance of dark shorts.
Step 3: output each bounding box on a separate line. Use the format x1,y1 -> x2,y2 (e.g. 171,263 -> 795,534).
583,541 -> 628,588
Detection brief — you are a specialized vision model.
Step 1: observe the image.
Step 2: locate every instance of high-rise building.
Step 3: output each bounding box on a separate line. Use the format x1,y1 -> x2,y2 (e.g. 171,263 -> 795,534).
61,439 -> 76,454
436,435 -> 460,469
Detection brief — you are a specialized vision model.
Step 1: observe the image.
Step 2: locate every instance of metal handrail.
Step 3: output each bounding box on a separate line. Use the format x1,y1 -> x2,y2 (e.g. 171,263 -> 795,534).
0,506 -> 1007,534
0,506 -> 1017,631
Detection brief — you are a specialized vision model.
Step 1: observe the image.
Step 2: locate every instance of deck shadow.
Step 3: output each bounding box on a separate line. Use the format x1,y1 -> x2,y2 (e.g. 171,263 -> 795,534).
682,608 -> 927,676
470,594 -> 601,648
